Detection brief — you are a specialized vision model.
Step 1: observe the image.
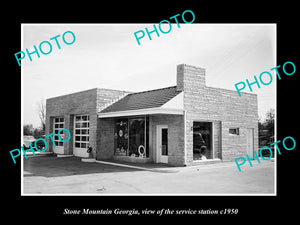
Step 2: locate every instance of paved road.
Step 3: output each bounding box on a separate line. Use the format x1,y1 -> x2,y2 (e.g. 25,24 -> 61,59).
23,155 -> 275,195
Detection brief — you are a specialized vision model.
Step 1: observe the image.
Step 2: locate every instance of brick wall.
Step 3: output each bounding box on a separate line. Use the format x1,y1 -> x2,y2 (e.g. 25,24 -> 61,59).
178,64 -> 258,165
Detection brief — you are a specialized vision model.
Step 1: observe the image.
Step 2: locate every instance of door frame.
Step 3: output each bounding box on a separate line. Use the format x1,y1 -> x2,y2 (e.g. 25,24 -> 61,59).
156,125 -> 168,163
73,114 -> 90,158
246,128 -> 254,158
53,116 -> 64,154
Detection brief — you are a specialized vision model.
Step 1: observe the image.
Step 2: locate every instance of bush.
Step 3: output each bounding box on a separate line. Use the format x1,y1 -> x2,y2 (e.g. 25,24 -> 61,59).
258,108 -> 275,157
23,124 -> 34,135
33,128 -> 45,139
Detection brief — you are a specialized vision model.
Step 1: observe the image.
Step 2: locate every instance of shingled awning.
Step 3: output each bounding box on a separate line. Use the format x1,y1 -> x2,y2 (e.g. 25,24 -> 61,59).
98,86 -> 184,118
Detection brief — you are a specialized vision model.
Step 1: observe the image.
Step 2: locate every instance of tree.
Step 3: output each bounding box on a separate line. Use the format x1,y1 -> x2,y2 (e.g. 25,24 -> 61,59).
259,108 -> 275,157
265,108 -> 275,121
23,124 -> 34,135
264,108 -> 275,136
33,127 -> 45,139
37,99 -> 46,131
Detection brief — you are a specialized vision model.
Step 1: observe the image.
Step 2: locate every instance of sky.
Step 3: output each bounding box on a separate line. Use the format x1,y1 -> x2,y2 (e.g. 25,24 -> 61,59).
22,24 -> 276,128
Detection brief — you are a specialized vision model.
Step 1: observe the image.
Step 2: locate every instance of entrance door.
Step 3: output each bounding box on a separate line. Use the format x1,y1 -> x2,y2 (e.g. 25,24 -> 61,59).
156,125 -> 168,163
246,128 -> 254,158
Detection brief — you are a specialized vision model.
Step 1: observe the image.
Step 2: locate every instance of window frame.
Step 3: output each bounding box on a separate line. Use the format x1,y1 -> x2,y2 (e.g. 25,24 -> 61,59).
114,116 -> 149,158
53,117 -> 65,146
229,128 -> 240,135
74,114 -> 90,149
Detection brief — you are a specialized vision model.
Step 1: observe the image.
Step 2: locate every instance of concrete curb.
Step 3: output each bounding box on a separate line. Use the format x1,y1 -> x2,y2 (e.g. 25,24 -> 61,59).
81,158 -> 96,162
95,160 -> 156,172
57,154 -> 73,158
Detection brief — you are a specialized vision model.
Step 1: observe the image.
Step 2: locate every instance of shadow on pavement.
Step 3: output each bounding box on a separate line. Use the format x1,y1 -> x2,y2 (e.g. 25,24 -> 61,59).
24,155 -> 143,178
23,155 -> 178,178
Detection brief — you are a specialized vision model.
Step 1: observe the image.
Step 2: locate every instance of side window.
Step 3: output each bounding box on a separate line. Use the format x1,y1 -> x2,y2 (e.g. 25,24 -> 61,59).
229,128 -> 239,135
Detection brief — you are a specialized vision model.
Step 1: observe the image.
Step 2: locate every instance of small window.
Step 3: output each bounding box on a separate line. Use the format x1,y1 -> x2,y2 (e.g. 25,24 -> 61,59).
229,128 -> 239,135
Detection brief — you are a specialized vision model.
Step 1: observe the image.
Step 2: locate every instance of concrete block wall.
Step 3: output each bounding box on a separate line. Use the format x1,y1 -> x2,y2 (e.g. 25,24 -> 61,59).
63,114 -> 73,155
96,89 -> 130,112
150,115 -> 185,166
46,88 -> 98,155
97,115 -> 185,166
205,87 -> 258,161
45,64 -> 258,166
177,64 -> 258,164
95,89 -> 130,158
46,88 -> 128,157
96,118 -> 115,160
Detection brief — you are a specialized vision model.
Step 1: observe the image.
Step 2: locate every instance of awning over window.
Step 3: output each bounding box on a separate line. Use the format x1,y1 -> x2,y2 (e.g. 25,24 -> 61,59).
98,86 -> 184,118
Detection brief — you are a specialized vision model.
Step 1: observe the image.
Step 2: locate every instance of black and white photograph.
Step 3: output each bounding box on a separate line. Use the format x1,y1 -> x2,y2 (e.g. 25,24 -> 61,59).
3,4 -> 298,221
21,23 -> 276,195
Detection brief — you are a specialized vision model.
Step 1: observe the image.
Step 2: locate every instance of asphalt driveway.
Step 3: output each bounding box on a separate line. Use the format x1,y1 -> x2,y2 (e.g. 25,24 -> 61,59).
23,155 -> 275,195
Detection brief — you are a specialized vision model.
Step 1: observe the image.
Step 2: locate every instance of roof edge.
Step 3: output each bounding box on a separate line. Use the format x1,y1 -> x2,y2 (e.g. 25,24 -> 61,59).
98,107 -> 184,118
125,85 -> 179,96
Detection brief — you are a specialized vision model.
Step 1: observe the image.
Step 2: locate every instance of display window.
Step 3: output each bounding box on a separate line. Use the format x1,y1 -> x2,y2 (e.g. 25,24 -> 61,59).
193,121 -> 212,160
114,117 -> 149,158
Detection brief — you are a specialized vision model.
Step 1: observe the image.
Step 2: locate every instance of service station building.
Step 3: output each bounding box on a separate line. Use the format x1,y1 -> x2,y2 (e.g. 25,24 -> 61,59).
45,64 -> 258,166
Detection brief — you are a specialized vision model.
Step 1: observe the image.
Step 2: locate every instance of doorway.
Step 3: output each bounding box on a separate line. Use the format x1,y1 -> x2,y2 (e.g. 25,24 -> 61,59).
246,128 -> 254,158
53,117 -> 64,154
193,122 -> 213,160
73,115 -> 90,157
156,125 -> 168,163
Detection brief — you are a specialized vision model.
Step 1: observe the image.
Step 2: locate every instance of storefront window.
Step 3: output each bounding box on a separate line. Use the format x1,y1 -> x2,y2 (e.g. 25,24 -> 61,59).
114,117 -> 149,158
193,121 -> 212,160
129,118 -> 145,157
114,119 -> 128,156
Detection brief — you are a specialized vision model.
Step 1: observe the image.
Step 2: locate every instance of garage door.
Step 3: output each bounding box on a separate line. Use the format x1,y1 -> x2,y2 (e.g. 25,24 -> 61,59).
53,117 -> 64,154
74,115 -> 90,157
